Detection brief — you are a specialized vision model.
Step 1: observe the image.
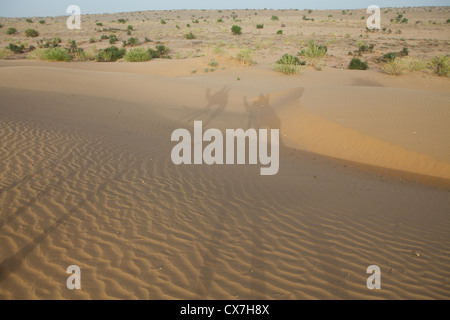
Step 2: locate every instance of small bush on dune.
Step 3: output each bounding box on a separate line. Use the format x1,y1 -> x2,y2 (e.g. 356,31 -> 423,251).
6,27 -> 17,35
0,48 -> 14,59
117,19 -> 126,24
184,32 -> 196,39
124,47 -> 151,62
349,57 -> 368,70
256,24 -> 264,29
273,54 -> 304,74
39,20 -> 46,24
25,29 -> 39,38
109,34 -> 118,44
298,40 -> 327,69
26,19 -> 33,23
8,43 -> 25,53
30,47 -> 72,62
76,47 -> 97,62
231,25 -> 242,35
271,15 -> 279,21
95,46 -> 126,62
125,37 -> 139,47
148,45 -> 170,59
277,30 -> 283,35
234,48 -> 255,66
431,55 -> 450,77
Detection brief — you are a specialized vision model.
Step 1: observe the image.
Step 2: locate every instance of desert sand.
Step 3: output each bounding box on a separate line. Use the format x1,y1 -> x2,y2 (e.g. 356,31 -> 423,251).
0,7 -> 449,300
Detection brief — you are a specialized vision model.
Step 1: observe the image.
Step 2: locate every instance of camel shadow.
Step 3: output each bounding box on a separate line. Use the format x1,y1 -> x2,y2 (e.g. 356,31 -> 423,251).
180,86 -> 230,127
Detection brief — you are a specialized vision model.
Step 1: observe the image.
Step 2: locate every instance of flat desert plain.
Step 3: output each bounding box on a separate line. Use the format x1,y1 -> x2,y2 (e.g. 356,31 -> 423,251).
0,7 -> 449,299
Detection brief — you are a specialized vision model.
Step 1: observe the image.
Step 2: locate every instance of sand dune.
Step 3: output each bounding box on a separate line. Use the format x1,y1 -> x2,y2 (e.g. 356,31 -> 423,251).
0,57 -> 449,300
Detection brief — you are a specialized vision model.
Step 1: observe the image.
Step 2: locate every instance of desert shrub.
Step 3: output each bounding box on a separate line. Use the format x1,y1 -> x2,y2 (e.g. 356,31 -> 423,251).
298,40 -> 327,68
256,24 -> 264,29
0,48 -> 14,59
95,46 -> 126,62
382,47 -> 409,62
127,25 -> 133,30
209,60 -> 219,67
184,32 -> 196,39
39,20 -> 46,24
76,47 -> 97,61
160,19 -> 166,24
148,45 -> 170,59
109,34 -> 118,44
118,19 -> 126,24
37,38 -> 61,48
126,37 -> 139,46
431,55 -> 450,76
231,25 -> 242,35
30,47 -> 72,61
25,29 -> 39,38
400,18 -> 408,24
100,34 -> 109,40
349,57 -> 368,70
6,27 -> 17,35
96,22 -> 103,26
7,43 -> 24,53
277,30 -> 283,35
124,47 -> 151,62
276,54 -> 305,66
271,15 -> 279,21
308,9 -> 313,14
26,19 -> 33,23
217,19 -> 223,23
381,58 -> 408,75
273,54 -> 303,75
234,48 -> 255,66
90,37 -> 96,43
186,23 -> 191,27
144,37 -> 152,43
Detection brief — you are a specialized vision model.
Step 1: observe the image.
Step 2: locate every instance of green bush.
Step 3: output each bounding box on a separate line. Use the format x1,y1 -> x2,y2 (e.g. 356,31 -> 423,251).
160,19 -> 166,24
25,29 -> 39,38
6,27 -> 17,35
277,30 -> 283,35
349,57 -> 368,70
8,43 -> 24,53
127,25 -> 133,30
273,54 -> 305,74
95,46 -> 126,62
235,48 -> 255,65
148,45 -> 170,59
256,24 -> 264,29
271,15 -> 279,21
231,25 -> 242,35
96,22 -> 103,26
32,47 -> 72,61
109,34 -> 118,44
126,37 -> 139,46
184,32 -> 196,39
431,55 -> 450,76
118,19 -> 126,24
26,19 -> 33,23
39,20 -> 46,24
101,34 -> 109,40
217,19 -> 223,23
298,40 -> 327,68
124,47 -> 151,62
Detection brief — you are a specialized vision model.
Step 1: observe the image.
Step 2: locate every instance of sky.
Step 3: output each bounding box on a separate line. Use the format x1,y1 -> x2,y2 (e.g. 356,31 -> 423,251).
0,0 -> 449,17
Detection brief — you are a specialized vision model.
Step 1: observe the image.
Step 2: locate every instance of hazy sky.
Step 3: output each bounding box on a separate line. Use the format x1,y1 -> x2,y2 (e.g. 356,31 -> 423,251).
0,0 -> 449,17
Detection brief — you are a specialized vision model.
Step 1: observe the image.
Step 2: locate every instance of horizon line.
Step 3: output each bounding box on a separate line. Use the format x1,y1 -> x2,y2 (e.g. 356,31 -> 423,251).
0,5 -> 448,19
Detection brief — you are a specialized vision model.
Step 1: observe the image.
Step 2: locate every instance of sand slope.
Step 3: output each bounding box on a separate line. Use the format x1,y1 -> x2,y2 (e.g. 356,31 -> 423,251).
0,61 -> 449,299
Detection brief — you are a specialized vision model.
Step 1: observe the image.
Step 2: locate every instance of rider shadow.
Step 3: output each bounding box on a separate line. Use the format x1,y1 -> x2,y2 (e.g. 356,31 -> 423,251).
243,88 -> 306,149
180,86 -> 230,127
